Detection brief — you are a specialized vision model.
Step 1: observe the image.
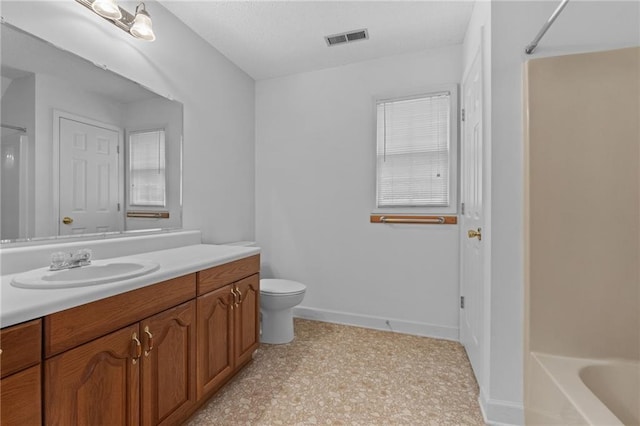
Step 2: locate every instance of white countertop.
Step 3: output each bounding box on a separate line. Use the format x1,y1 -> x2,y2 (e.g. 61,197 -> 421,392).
0,244 -> 260,327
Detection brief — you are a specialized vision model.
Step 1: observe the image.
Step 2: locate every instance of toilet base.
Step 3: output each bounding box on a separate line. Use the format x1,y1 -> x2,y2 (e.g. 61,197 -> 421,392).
260,307 -> 295,344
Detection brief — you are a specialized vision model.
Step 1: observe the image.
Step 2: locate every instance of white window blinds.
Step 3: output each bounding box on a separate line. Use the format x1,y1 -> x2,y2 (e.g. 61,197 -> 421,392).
376,92 -> 451,207
129,129 -> 166,207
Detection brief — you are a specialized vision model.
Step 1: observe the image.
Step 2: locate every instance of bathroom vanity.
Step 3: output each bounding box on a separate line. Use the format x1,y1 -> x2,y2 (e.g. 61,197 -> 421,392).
0,243 -> 260,426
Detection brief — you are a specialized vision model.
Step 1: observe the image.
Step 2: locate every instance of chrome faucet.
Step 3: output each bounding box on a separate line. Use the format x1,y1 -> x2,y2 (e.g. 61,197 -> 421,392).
50,249 -> 92,271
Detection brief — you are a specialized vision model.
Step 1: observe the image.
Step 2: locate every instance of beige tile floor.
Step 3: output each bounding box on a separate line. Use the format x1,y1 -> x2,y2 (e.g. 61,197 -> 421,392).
186,319 -> 485,425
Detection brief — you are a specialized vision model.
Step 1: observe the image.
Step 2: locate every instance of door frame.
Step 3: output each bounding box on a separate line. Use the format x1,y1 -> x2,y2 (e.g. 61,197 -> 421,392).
52,110 -> 124,236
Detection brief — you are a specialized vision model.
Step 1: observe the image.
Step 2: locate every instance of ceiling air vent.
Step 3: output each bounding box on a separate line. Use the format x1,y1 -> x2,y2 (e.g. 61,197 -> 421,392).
325,29 -> 369,47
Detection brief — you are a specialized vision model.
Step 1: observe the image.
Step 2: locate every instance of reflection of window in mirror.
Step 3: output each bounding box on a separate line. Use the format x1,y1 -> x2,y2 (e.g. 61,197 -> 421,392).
128,129 -> 166,207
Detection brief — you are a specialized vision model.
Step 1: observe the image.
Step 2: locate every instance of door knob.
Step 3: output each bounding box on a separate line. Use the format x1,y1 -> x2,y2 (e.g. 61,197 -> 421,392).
62,216 -> 73,225
467,228 -> 482,241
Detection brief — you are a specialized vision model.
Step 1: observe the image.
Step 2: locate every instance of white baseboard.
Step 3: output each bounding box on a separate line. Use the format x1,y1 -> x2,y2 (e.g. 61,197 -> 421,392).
292,305 -> 459,341
479,389 -> 524,426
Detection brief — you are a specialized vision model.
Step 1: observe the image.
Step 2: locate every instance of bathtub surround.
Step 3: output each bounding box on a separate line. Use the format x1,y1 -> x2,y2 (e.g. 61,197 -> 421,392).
526,47 -> 640,360
187,318 -> 484,425
524,46 -> 639,423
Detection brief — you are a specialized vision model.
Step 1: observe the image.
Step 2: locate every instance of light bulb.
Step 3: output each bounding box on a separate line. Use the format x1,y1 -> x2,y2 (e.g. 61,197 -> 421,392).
91,0 -> 122,20
130,3 -> 156,41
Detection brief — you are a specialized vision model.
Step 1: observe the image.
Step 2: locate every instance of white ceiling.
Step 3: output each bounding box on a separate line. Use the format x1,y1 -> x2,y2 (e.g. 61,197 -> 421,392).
159,1 -> 475,80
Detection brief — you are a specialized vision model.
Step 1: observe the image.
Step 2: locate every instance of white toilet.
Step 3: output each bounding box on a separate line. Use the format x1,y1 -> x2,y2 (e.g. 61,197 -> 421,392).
260,278 -> 306,344
224,241 -> 306,345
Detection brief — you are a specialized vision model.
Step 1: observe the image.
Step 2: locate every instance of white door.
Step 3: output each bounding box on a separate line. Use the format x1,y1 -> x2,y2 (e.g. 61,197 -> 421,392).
460,47 -> 484,382
59,117 -> 120,235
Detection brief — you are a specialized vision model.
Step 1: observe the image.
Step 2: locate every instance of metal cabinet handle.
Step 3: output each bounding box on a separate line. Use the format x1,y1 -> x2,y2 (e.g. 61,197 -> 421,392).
231,288 -> 240,307
131,333 -> 142,364
235,288 -> 243,306
144,326 -> 154,357
229,287 -> 238,309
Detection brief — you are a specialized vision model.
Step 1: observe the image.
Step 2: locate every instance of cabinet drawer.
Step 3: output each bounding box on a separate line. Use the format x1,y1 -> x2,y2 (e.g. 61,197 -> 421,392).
45,274 -> 196,357
197,255 -> 260,295
0,319 -> 42,378
0,364 -> 41,426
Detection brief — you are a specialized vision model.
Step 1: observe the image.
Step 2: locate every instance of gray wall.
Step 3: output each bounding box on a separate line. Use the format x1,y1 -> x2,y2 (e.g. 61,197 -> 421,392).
255,46 -> 463,339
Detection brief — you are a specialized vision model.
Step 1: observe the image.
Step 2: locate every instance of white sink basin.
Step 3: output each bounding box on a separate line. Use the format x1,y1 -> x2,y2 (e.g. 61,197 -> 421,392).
11,259 -> 160,289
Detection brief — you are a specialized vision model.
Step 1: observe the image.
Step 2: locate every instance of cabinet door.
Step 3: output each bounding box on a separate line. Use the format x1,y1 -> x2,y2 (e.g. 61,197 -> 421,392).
196,285 -> 234,399
1,364 -> 41,426
140,300 -> 196,426
234,274 -> 260,367
45,324 -> 140,426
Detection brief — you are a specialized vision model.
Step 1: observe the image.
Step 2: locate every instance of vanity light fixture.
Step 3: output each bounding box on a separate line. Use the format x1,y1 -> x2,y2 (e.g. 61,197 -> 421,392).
76,0 -> 156,41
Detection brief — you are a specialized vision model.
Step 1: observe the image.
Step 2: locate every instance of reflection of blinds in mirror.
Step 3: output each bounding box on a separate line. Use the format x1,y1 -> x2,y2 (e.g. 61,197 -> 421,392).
129,130 -> 166,207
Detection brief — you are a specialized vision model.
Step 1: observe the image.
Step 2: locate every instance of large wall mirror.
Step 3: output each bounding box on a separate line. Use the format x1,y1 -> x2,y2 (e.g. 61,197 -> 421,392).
1,22 -> 183,244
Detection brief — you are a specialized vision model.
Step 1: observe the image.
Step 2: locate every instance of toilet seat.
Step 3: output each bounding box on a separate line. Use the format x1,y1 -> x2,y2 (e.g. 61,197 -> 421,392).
260,279 -> 306,296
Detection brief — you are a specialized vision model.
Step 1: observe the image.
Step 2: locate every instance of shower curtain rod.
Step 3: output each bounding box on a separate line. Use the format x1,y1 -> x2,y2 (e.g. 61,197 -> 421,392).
1,123 -> 27,133
525,0 -> 570,54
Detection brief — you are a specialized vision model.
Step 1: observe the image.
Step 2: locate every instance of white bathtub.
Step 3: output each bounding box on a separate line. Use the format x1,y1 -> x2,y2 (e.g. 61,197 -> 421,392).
527,353 -> 639,425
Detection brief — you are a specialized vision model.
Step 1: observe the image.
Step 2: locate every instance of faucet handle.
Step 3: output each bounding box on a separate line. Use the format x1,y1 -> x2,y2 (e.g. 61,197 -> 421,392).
75,248 -> 92,264
50,252 -> 70,270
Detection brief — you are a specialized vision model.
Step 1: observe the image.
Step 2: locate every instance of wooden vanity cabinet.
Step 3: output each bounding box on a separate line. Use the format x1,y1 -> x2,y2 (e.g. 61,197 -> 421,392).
0,319 -> 43,426
2,255 -> 259,426
45,301 -> 197,426
44,274 -> 197,426
196,255 -> 260,399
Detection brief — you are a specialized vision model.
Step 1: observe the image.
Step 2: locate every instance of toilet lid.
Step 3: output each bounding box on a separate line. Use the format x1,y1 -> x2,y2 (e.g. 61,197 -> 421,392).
260,279 -> 306,295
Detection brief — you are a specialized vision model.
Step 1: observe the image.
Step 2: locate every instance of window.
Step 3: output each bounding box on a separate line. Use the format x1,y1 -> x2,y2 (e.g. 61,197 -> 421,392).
375,87 -> 457,212
128,129 -> 166,207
